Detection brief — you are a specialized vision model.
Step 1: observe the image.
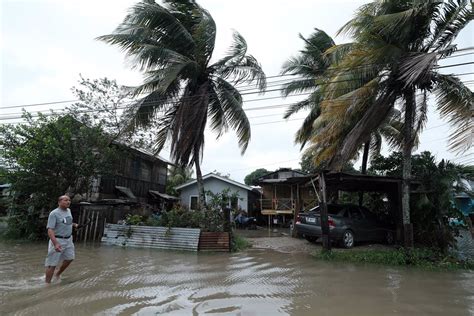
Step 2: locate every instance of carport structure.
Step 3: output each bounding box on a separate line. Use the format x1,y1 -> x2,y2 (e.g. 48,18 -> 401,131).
300,172 -> 413,250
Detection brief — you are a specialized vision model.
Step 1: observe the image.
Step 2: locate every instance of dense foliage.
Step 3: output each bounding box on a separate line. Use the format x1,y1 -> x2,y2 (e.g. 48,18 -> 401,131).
244,168 -> 270,185
129,189 -> 240,232
0,114 -> 117,240
369,151 -> 473,252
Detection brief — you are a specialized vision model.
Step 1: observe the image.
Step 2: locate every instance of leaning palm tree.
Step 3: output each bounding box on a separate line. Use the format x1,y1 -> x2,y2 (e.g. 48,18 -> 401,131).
281,29 -> 403,173
280,29 -> 337,148
98,0 -> 266,207
318,0 -> 473,243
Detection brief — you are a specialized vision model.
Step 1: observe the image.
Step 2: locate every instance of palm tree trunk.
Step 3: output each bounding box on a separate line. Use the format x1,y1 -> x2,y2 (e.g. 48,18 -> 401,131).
361,141 -> 370,174
194,147 -> 205,210
358,140 -> 370,206
402,90 -> 416,247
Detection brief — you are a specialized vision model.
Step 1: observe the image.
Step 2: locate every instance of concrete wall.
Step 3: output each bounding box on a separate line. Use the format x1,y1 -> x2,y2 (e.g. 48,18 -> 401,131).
179,177 -> 249,211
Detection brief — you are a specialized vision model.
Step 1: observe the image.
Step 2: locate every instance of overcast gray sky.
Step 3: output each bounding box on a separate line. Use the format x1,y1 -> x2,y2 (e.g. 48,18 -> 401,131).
1,0 -> 473,183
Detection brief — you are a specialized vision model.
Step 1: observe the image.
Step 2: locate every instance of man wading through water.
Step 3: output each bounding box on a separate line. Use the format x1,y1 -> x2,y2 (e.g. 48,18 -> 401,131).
44,195 -> 78,283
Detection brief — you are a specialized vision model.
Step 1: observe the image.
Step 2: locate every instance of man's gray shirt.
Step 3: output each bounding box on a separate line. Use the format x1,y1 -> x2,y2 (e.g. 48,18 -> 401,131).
46,208 -> 73,237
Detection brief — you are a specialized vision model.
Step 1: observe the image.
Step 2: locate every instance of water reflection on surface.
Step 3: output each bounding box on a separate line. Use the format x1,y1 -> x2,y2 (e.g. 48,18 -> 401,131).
1,241 -> 473,315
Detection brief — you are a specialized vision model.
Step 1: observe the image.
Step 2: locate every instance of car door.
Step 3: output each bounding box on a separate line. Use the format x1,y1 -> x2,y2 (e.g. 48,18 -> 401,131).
360,208 -> 380,241
349,206 -> 370,241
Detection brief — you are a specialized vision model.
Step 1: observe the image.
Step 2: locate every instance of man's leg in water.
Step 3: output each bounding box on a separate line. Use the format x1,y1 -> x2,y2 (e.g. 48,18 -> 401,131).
55,260 -> 73,279
45,266 -> 56,283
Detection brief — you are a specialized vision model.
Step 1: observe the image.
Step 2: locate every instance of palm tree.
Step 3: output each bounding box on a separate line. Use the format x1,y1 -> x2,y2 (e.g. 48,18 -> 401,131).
319,0 -> 473,244
98,0 -> 266,208
280,29 -> 337,148
281,29 -> 403,173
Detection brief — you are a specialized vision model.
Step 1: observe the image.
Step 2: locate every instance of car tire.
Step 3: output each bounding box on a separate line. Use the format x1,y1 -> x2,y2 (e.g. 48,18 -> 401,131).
305,235 -> 317,243
341,230 -> 355,249
385,231 -> 394,245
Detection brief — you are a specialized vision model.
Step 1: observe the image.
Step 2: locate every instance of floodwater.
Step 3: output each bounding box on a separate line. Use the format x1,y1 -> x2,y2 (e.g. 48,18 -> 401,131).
1,239 -> 474,316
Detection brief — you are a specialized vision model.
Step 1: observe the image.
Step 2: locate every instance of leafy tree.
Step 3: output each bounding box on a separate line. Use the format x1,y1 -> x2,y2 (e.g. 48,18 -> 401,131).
68,76 -> 158,151
0,114 -> 117,239
98,0 -> 266,208
244,168 -> 269,185
166,165 -> 193,196
319,0 -> 473,236
369,151 -> 473,252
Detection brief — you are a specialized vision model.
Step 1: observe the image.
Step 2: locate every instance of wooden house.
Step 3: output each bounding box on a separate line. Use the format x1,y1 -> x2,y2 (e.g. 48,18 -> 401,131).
256,168 -> 317,226
89,143 -> 174,207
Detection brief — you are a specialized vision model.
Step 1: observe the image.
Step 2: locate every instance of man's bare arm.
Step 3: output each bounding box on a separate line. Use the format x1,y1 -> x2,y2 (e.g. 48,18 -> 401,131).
47,228 -> 62,252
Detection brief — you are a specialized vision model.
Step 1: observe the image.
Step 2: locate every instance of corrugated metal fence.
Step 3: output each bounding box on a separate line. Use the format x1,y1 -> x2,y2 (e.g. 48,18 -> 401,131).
101,224 -> 201,251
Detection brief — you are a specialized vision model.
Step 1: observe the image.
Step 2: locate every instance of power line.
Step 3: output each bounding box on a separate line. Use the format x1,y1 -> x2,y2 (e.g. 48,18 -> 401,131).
1,77 -> 473,122
1,55 -> 473,111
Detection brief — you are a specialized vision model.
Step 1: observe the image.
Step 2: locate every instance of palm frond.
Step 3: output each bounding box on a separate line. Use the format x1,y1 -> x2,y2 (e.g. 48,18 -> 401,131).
369,132 -> 382,161
294,103 -> 322,149
429,0 -> 472,51
283,99 -> 310,119
134,60 -> 196,96
398,52 -> 438,87
328,89 -> 398,170
97,1 -> 195,56
207,89 -> 227,138
170,83 -> 209,166
192,7 -> 216,65
281,55 -> 323,76
300,28 -> 335,54
434,74 -> 474,153
213,78 -> 250,153
413,90 -> 428,147
216,54 -> 266,90
211,31 -> 248,68
281,79 -> 318,97
323,43 -> 354,65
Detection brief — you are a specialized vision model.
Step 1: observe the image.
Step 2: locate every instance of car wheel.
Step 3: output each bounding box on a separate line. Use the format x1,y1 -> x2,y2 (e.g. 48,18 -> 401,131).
341,230 -> 355,248
385,231 -> 394,245
305,235 -> 317,243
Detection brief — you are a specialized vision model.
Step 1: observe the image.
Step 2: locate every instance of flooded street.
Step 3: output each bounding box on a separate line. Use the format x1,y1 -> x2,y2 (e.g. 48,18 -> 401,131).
1,238 -> 474,315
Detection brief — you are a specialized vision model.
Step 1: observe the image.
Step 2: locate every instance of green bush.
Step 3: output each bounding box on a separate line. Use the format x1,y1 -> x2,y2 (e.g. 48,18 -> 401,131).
231,234 -> 251,252
151,207 -> 225,232
124,214 -> 144,226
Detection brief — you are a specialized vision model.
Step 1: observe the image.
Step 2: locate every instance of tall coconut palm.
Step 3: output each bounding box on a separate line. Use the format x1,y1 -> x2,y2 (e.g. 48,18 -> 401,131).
281,29 -> 403,173
318,0 -> 473,243
280,29 -> 338,148
98,0 -> 266,207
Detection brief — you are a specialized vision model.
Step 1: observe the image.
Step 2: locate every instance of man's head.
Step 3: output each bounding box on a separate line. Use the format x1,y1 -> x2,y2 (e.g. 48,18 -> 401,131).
58,195 -> 71,209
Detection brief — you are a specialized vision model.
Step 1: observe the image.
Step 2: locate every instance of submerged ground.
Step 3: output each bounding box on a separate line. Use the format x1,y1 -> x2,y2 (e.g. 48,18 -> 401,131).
1,228 -> 473,315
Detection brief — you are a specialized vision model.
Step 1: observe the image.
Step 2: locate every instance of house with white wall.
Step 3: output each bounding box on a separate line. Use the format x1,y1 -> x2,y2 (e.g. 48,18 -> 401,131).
174,173 -> 260,215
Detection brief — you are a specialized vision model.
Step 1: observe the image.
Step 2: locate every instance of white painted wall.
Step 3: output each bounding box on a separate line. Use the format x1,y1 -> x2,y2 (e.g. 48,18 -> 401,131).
179,177 -> 249,211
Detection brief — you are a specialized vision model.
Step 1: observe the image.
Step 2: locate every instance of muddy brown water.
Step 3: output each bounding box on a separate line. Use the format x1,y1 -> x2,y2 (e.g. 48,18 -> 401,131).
1,239 -> 473,315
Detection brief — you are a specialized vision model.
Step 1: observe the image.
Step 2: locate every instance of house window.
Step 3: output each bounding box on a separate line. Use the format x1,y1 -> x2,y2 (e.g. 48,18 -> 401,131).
190,196 -> 198,210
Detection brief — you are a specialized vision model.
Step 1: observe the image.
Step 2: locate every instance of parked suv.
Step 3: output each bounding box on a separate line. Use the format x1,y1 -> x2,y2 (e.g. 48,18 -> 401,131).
295,204 -> 395,248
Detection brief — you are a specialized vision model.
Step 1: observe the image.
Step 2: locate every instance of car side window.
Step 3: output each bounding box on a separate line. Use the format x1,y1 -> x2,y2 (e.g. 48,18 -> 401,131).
350,208 -> 363,220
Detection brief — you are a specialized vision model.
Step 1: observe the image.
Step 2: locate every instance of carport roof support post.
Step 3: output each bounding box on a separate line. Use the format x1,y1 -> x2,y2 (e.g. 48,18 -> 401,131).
318,172 -> 331,251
